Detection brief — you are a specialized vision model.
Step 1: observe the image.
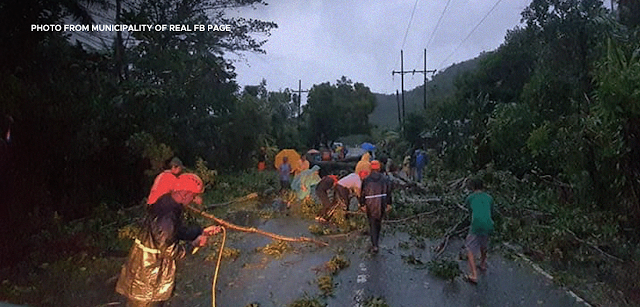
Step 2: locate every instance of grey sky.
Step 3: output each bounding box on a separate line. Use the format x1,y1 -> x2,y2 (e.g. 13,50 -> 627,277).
230,0 -> 533,96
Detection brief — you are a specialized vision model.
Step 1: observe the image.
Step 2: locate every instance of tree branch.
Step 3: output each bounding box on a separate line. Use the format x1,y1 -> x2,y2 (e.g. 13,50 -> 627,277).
186,205 -> 328,246
564,228 -> 624,263
385,209 -> 439,224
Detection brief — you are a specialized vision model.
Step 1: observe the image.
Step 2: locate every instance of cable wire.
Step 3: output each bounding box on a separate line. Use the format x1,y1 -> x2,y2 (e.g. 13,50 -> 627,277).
438,0 -> 504,69
402,0 -> 420,50
426,0 -> 452,50
409,0 -> 453,88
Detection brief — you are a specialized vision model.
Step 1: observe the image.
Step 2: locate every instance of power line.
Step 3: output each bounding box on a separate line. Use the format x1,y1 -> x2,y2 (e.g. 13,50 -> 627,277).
410,0 -> 451,84
438,0 -> 504,69
398,0 -> 427,92
425,0 -> 452,50
401,0 -> 420,50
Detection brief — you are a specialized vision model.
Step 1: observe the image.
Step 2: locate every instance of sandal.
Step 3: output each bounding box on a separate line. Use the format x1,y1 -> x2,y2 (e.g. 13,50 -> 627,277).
464,274 -> 478,284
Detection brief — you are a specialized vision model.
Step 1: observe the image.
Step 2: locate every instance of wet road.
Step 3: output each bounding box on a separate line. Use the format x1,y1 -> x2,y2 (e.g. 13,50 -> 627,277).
173,213 -> 590,307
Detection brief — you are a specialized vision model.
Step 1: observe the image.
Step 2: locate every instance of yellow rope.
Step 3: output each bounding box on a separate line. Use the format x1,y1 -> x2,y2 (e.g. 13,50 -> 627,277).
212,226 -> 226,307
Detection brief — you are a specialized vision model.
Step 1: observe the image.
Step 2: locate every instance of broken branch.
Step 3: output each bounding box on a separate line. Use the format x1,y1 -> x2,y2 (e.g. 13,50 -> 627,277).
564,228 -> 624,263
434,214 -> 469,259
385,209 -> 439,224
205,192 -> 258,209
186,205 -> 328,246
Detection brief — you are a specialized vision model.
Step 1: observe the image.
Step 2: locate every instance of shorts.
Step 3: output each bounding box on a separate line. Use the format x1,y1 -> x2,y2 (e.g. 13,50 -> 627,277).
465,233 -> 489,255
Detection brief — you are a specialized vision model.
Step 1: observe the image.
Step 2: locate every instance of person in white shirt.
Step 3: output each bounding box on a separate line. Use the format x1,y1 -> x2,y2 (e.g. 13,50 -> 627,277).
316,170 -> 369,222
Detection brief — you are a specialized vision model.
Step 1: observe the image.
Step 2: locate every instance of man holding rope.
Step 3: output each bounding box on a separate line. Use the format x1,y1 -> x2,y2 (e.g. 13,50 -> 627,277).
116,173 -> 221,307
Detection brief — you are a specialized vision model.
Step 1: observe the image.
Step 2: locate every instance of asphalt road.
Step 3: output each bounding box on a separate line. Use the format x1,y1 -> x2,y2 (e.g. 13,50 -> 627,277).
171,212 -> 590,307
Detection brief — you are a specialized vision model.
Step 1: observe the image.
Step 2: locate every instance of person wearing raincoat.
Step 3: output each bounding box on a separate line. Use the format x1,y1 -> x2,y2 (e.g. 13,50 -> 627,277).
355,152 -> 371,175
116,173 -> 221,307
291,165 -> 321,201
359,160 -> 392,254
316,170 -> 369,222
293,154 -> 310,176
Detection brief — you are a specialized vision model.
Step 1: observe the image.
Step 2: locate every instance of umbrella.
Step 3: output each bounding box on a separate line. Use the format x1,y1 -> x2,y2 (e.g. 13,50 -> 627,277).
307,149 -> 320,154
361,142 -> 376,152
274,149 -> 301,170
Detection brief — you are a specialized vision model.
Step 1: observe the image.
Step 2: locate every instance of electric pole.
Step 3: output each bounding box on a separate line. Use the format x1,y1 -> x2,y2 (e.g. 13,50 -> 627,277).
396,90 -> 401,127
392,49 -> 437,121
423,49 -> 436,110
291,79 -> 309,118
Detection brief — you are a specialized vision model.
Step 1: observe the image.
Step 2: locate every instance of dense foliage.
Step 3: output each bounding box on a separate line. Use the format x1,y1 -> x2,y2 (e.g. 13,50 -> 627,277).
304,76 -> 376,148
0,0 -> 281,265
0,0 -> 380,267
2,3 -> 639,304
408,0 -> 640,229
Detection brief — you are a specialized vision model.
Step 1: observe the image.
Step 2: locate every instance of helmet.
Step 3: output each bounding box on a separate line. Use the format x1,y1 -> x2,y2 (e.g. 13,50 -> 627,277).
175,173 -> 204,194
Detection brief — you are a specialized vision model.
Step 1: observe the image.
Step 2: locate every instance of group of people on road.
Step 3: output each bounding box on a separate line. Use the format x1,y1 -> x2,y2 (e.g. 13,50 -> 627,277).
116,147 -> 494,305
313,157 -> 393,254
294,148 -> 494,284
399,148 -> 429,183
272,149 -> 394,254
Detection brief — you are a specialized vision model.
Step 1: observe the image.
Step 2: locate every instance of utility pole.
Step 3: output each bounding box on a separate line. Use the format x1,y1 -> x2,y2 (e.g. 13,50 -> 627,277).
423,49 -> 436,110
291,79 -> 309,118
396,90 -> 401,127
392,50 -> 406,122
392,49 -> 437,120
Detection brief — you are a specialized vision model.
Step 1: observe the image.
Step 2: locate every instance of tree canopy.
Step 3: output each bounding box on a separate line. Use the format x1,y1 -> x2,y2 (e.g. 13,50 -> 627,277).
404,0 -> 640,220
304,76 -> 376,148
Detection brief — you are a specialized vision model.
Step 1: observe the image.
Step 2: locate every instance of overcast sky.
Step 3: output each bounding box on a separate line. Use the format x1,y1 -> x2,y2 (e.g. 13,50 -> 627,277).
228,0 -> 533,97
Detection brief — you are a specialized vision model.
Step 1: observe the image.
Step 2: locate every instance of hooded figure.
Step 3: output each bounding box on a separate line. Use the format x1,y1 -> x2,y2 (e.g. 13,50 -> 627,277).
355,152 -> 371,175
359,160 -> 392,253
117,174 -> 220,307
291,165 -> 321,200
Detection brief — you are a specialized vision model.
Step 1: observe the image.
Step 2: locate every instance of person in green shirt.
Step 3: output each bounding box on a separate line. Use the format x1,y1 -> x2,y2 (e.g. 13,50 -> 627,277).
464,178 -> 494,284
